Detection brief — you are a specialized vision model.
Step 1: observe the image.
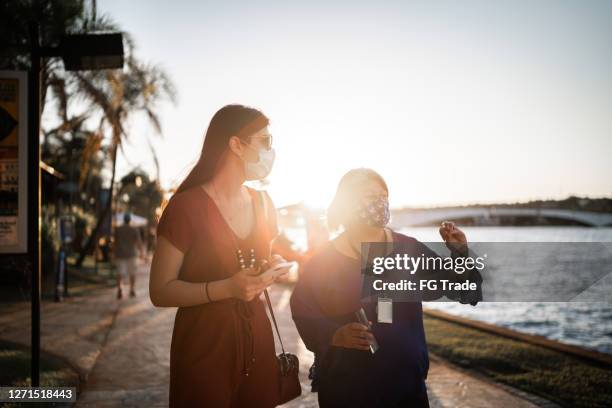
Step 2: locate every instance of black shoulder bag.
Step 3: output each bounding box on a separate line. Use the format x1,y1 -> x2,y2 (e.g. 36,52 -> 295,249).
257,190 -> 302,404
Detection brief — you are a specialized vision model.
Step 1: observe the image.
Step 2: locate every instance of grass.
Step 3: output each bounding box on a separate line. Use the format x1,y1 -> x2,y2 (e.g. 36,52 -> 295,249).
0,340 -> 79,408
424,315 -> 612,408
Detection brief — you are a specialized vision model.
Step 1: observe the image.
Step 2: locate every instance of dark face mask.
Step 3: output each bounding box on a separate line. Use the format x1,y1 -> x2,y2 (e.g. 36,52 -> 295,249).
354,196 -> 390,227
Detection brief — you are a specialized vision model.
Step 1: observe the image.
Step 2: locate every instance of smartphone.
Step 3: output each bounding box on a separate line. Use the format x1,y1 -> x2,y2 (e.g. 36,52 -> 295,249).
259,261 -> 297,280
355,308 -> 379,354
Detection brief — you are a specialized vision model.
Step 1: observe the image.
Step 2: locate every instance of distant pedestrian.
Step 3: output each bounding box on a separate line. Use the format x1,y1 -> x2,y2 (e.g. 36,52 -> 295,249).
114,212 -> 144,299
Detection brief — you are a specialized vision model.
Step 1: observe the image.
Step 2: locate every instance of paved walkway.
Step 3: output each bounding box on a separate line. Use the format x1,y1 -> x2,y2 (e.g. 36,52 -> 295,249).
0,262 -> 543,407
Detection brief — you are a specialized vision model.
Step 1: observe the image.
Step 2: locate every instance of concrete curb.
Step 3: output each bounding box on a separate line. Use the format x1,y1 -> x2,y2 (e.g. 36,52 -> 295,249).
424,308 -> 612,366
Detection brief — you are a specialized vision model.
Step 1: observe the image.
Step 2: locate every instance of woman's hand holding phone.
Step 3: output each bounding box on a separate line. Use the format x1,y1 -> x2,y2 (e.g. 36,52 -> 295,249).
331,322 -> 374,351
227,254 -> 295,301
260,255 -> 295,281
228,267 -> 275,301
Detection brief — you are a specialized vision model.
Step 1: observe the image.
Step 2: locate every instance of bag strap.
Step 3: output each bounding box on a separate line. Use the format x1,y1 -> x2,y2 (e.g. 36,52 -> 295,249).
256,190 -> 287,355
264,289 -> 286,355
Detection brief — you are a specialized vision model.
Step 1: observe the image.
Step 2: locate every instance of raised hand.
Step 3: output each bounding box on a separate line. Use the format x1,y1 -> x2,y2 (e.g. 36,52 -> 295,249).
439,221 -> 468,255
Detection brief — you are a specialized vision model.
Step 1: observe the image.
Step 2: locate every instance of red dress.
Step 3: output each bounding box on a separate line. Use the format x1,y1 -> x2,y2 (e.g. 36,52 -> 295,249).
156,185 -> 280,407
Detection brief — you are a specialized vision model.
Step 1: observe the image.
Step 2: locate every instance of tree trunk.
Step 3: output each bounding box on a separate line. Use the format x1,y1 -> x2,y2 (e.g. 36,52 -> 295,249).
75,136 -> 119,267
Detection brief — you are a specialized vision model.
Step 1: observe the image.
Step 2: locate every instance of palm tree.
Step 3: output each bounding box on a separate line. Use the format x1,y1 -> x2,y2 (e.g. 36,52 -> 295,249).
1,1 -> 177,266
73,49 -> 176,266
0,0 -> 94,148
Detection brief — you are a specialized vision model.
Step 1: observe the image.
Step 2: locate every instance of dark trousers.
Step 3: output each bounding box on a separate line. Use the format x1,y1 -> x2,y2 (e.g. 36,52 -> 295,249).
318,382 -> 430,408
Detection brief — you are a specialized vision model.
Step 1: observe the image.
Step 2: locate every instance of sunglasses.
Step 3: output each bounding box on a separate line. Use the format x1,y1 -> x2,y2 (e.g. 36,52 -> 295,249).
241,134 -> 273,150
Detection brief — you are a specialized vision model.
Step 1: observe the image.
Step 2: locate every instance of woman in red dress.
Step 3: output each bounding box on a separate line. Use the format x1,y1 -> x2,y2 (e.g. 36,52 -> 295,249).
149,105 -> 290,407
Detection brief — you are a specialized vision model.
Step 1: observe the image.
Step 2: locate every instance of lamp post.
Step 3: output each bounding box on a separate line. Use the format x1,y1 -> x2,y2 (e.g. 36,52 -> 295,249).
28,21 -> 123,387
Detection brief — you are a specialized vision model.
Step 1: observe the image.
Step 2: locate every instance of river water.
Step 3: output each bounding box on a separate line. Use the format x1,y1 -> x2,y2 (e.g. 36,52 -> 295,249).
397,226 -> 612,354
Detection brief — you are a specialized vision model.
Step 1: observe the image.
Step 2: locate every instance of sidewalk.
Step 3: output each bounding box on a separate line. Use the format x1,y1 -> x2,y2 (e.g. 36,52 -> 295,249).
0,262 -> 542,407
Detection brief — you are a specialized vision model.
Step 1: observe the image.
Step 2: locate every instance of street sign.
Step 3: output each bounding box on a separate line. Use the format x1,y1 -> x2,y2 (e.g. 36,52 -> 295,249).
0,71 -> 28,254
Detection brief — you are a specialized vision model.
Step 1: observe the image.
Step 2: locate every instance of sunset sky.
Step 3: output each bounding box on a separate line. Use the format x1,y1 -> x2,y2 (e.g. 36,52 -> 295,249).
95,0 -> 612,210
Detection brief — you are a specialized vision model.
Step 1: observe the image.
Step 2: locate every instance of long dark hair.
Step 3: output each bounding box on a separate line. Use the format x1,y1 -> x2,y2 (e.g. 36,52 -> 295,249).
175,104 -> 269,194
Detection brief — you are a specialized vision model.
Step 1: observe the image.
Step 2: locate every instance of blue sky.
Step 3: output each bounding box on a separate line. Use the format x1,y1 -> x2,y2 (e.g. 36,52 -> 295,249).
96,0 -> 612,209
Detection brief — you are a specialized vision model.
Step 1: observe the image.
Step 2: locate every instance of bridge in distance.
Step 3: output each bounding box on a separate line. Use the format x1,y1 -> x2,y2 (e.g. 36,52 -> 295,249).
390,207 -> 612,228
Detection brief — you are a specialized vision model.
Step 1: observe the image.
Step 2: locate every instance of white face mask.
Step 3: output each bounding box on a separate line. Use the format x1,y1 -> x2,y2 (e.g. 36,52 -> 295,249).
244,147 -> 276,180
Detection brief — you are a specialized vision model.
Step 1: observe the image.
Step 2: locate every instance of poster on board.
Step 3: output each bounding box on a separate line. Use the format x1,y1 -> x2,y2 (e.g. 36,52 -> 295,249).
0,71 -> 28,254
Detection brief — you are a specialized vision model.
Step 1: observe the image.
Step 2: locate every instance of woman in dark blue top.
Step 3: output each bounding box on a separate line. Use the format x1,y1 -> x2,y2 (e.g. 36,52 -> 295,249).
290,168 -> 481,408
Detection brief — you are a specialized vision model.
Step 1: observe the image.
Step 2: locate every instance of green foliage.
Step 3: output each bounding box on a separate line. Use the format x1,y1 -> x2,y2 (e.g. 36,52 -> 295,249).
1,0 -> 176,266
117,169 -> 164,225
0,0 -> 86,70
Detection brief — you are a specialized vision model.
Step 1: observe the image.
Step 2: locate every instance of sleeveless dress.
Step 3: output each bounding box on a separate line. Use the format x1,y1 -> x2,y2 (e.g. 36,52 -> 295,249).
156,185 -> 280,407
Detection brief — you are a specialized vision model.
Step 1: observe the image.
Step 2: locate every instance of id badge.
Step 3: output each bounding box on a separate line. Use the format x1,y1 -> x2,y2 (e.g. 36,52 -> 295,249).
377,297 -> 393,324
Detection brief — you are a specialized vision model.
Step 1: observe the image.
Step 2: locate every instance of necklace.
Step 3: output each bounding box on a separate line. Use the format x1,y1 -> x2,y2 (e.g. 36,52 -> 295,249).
210,182 -> 258,272
237,247 -> 257,270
